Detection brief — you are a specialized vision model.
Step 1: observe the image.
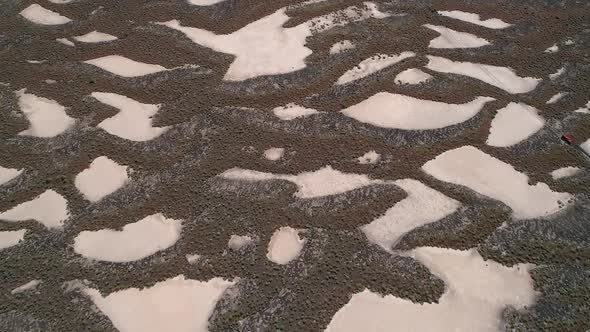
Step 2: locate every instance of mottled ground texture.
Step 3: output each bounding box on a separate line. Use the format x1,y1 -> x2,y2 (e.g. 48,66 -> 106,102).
1,0 -> 590,331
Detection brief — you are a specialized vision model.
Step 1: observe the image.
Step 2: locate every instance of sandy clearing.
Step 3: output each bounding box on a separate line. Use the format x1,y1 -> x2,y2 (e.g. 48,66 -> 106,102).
422,146 -> 571,219
544,44 -> 559,53
220,166 -> 377,199
549,67 -> 565,79
426,56 -> 540,94
73,213 -> 182,262
263,148 -> 285,161
547,92 -> 565,104
84,276 -> 234,332
0,166 -> 23,186
20,4 -> 71,25
0,190 -> 68,229
486,103 -> 544,147
75,156 -> 128,202
267,227 -> 305,265
160,2 -> 390,81
361,179 -> 461,251
228,235 -> 253,251
92,92 -> 169,141
357,151 -> 380,164
272,103 -> 320,120
551,167 -> 581,180
342,93 -> 494,130
16,89 -> 75,138
11,280 -> 42,294
574,101 -> 590,113
394,68 -> 432,85
85,55 -> 168,77
74,31 -> 118,43
438,10 -> 511,29
0,229 -> 27,251
581,139 -> 590,155
56,38 -> 75,47
424,24 -> 490,49
326,247 -> 535,332
186,254 -> 201,264
336,52 -> 415,85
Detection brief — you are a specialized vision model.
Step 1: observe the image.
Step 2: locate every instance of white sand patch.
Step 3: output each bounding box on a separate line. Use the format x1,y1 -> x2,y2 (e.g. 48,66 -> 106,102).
329,40 -> 355,54
186,254 -> 201,264
422,146 -> 572,219
336,52 -> 415,85
74,213 -> 182,263
326,247 -> 536,332
0,229 -> 27,250
0,166 -> 23,186
56,38 -> 75,47
83,275 -> 234,332
0,190 -> 68,229
263,148 -> 285,161
438,10 -> 511,29
220,166 -> 376,198
574,101 -> 590,113
342,92 -> 494,130
74,31 -> 118,43
45,79 -> 57,84
423,24 -> 490,49
551,167 -> 581,180
549,67 -> 565,79
426,56 -> 540,94
220,169 -> 277,182
11,280 -> 41,294
160,10 -> 310,81
228,235 -> 253,251
26,60 -> 46,64
547,92 -> 565,104
544,44 -> 559,53
20,4 -> 72,25
267,227 -> 305,265
75,156 -> 128,202
272,103 -> 319,120
394,68 -> 432,85
302,0 -> 327,5
187,0 -> 226,5
486,103 -> 544,147
160,2 -> 389,81
272,167 -> 375,198
48,0 -> 73,3
361,179 -> 460,251
92,92 -> 168,141
357,151 -> 380,164
16,89 -> 75,138
84,55 -> 168,77
581,139 -> 590,155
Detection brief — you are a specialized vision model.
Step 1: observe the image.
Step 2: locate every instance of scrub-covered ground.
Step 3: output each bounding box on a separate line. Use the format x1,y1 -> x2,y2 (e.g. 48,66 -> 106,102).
1,0 -> 589,331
